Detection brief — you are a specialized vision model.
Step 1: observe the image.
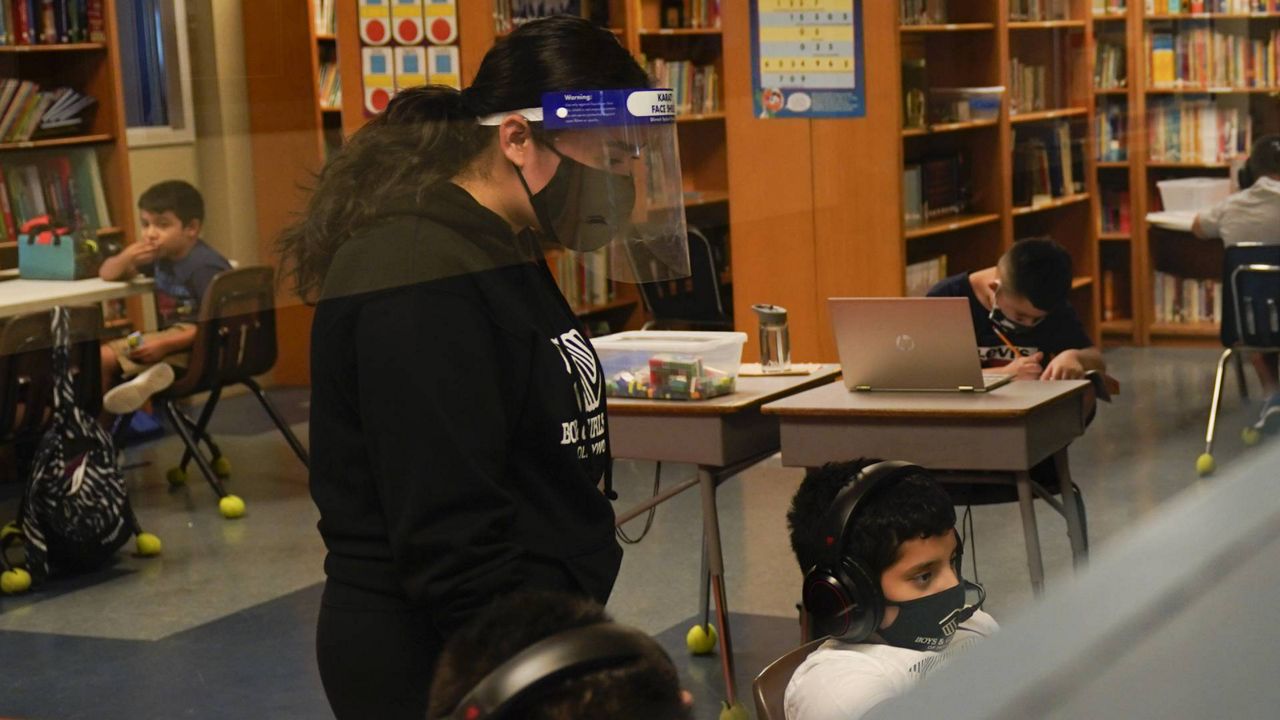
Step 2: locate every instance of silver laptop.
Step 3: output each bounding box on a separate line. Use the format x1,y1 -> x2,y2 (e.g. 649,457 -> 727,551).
829,297 -> 1013,393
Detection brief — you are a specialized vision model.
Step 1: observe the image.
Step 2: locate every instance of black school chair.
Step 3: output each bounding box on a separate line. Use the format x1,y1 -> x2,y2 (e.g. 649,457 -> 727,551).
151,266 -> 309,518
1198,243 -> 1280,476
634,227 -> 733,331
753,639 -> 826,720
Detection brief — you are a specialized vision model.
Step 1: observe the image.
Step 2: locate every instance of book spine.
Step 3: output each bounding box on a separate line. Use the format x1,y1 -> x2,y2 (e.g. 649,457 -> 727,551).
85,0 -> 101,43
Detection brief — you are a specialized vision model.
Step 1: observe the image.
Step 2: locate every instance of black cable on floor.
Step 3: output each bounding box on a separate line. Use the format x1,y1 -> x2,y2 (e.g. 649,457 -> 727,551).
616,461 -> 662,545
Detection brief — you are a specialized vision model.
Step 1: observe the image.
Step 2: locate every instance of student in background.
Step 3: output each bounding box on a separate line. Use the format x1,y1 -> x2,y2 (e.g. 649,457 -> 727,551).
1193,135 -> 1280,430
784,460 -> 996,720
928,237 -> 1106,381
98,180 -> 232,415
427,591 -> 692,720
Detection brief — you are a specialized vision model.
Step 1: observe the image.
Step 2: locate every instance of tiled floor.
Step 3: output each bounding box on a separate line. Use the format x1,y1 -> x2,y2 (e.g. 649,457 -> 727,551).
0,347 -> 1268,719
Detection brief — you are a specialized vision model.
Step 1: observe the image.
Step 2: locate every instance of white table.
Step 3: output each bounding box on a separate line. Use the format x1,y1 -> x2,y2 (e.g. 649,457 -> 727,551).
763,380 -> 1092,595
0,275 -> 155,326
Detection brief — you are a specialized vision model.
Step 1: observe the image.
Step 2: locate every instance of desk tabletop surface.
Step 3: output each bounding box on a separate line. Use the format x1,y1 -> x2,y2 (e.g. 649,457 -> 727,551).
0,276 -> 153,318
762,378 -> 1089,419
606,364 -> 841,416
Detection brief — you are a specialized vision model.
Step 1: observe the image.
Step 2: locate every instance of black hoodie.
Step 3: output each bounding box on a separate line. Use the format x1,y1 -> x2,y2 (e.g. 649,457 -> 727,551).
309,182 -> 620,630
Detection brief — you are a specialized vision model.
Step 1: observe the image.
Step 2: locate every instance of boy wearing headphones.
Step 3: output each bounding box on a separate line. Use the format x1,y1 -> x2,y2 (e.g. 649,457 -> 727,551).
928,237 -> 1105,382
428,591 -> 693,720
784,460 -> 997,720
1193,135 -> 1280,430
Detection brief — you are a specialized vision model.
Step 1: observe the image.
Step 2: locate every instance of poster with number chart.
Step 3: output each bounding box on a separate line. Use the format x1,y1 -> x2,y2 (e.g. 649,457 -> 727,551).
751,0 -> 865,119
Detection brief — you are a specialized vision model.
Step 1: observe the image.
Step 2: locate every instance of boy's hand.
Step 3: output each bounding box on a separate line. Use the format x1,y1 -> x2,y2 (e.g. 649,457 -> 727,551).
128,342 -> 168,365
1041,350 -> 1086,380
1004,352 -> 1044,381
122,240 -> 158,266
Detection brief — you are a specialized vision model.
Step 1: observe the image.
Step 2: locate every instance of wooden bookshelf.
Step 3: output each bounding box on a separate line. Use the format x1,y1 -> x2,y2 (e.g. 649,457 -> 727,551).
899,23 -> 997,32
904,213 -> 1002,240
1009,20 -> 1088,29
240,0 -> 347,385
1010,107 -> 1090,123
0,0 -> 139,328
1088,8 -> 1280,346
901,119 -> 1000,137
1012,193 -> 1092,216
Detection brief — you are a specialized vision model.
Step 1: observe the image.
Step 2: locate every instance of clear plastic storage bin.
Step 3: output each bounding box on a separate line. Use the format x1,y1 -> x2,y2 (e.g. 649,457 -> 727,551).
591,331 -> 748,401
1157,177 -> 1231,213
928,87 -> 1004,124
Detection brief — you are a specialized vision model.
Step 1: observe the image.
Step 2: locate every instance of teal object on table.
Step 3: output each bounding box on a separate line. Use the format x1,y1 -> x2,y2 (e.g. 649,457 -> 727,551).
18,223 -> 101,280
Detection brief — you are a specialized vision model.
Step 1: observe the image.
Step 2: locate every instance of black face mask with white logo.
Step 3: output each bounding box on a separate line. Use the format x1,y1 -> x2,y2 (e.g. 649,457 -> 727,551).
517,145 -> 636,253
877,579 -> 986,652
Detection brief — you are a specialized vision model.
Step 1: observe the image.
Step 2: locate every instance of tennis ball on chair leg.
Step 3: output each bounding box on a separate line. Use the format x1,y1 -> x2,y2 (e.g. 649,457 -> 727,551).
1,568 -> 31,594
1195,453 -> 1216,477
166,467 -> 187,486
719,702 -> 749,720
135,533 -> 162,557
212,457 -> 232,478
219,495 -> 246,519
686,623 -> 718,655
1243,427 -> 1262,447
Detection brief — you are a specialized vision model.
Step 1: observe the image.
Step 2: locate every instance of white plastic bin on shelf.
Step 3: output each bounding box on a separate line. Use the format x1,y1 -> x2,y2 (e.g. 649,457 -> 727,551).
928,87 -> 1004,124
591,330 -> 748,401
1157,177 -> 1231,213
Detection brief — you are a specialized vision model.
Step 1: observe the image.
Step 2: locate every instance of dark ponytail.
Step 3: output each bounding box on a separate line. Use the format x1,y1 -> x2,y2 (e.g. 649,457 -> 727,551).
276,16 -> 649,303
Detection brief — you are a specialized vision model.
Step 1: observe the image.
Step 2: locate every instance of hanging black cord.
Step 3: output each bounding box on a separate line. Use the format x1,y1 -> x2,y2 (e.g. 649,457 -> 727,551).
962,504 -> 980,584
616,462 -> 663,544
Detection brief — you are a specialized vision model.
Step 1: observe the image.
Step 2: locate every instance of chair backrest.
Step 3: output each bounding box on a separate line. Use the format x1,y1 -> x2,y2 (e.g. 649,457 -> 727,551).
753,639 -> 826,720
1221,243 -> 1280,349
167,266 -> 278,397
633,226 -> 732,330
0,305 -> 103,441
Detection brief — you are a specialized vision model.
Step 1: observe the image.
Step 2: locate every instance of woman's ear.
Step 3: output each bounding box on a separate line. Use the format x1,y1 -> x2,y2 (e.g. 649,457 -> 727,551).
499,115 -> 532,168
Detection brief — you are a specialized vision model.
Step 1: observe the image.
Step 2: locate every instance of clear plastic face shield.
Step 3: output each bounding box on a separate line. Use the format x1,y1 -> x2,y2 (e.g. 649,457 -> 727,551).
479,89 -> 692,284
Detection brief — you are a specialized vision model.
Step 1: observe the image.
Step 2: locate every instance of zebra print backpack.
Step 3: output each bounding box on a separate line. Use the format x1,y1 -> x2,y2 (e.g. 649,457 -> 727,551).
12,307 -> 155,583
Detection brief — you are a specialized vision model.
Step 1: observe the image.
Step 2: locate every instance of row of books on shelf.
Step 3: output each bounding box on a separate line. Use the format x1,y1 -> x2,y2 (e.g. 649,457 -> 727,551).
645,59 -> 720,115
1153,271 -> 1223,325
0,81 -> 95,143
902,154 -> 969,228
1149,27 -> 1279,88
1093,0 -> 1128,14
312,0 -> 336,36
1011,0 -> 1071,21
1147,98 -> 1251,163
1096,104 -> 1128,161
905,255 -> 948,297
0,148 -> 111,243
553,250 -> 613,310
0,0 -> 104,45
1096,41 -> 1128,89
494,1 -> 612,34
1013,120 -> 1085,206
1008,58 -> 1059,113
900,0 -> 948,25
1101,188 -> 1132,231
1146,1 -> 1280,13
318,63 -> 342,109
659,0 -> 720,29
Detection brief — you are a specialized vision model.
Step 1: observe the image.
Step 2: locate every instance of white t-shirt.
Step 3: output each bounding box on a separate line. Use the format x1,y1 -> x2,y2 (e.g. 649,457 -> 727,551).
783,609 -> 999,720
1196,176 -> 1280,246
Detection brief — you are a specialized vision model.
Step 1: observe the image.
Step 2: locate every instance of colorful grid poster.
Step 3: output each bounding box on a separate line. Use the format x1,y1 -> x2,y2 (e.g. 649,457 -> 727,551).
750,0 -> 865,119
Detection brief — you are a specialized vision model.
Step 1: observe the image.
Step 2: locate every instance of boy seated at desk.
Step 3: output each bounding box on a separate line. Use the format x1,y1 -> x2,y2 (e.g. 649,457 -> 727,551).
98,180 -> 232,415
1192,135 -> 1280,430
784,460 -> 996,720
927,237 -> 1106,382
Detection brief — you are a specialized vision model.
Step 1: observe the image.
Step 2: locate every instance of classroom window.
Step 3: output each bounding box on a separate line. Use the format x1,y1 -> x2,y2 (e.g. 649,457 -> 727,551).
116,0 -> 196,146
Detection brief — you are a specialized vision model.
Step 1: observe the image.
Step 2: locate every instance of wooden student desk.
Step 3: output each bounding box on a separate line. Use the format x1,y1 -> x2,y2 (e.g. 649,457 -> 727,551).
0,273 -> 155,325
607,365 -> 841,711
762,379 -> 1092,595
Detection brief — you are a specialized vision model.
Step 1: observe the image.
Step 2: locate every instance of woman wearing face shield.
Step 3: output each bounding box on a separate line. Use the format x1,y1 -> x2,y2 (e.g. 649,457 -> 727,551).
275,17 -> 678,720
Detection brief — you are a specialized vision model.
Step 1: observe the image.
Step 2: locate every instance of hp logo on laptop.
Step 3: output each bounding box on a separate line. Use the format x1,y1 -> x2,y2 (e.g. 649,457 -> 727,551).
895,334 -> 917,352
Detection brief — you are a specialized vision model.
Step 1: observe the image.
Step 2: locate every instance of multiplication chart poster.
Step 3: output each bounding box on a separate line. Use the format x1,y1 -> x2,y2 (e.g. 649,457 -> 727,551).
751,0 -> 865,119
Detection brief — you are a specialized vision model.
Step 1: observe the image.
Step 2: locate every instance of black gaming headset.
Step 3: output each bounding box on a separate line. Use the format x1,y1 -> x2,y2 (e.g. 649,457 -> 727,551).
444,622 -> 670,720
1238,134 -> 1280,190
801,460 -> 967,643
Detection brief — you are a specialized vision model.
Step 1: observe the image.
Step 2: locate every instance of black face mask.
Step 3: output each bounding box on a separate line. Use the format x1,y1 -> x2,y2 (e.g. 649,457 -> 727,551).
989,305 -> 1038,337
877,579 -> 985,652
517,145 -> 636,253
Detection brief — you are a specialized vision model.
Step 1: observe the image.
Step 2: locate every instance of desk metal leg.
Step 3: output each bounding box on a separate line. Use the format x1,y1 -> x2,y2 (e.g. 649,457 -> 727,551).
1015,470 -> 1046,596
698,532 -> 711,631
1053,450 -> 1088,567
698,466 -> 738,710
